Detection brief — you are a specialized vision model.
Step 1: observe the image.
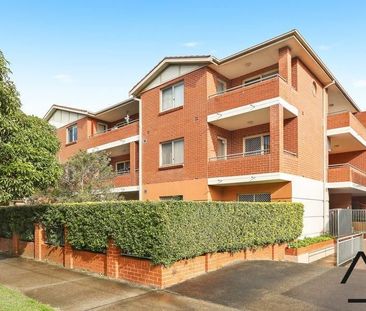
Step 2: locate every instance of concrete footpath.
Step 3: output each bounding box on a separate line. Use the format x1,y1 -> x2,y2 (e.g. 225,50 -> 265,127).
2,254 -> 366,310
0,255 -> 232,310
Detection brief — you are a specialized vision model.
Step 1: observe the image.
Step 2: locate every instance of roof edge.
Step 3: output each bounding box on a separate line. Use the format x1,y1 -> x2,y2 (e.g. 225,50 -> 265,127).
129,56 -> 214,96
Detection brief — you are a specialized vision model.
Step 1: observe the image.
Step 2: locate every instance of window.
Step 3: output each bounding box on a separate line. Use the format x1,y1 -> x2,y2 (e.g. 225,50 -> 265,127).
244,134 -> 270,156
216,79 -> 227,93
160,195 -> 183,201
217,137 -> 227,159
96,122 -> 108,134
66,125 -> 78,143
161,82 -> 184,112
243,70 -> 278,86
160,139 -> 184,166
116,161 -> 130,175
238,193 -> 271,202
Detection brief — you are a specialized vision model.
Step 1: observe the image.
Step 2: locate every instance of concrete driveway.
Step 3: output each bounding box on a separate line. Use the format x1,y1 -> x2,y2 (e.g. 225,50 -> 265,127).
1,254 -> 366,310
169,260 -> 366,311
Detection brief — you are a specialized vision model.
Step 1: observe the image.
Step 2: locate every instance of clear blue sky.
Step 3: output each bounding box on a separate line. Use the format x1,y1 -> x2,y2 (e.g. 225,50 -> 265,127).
1,0 -> 366,117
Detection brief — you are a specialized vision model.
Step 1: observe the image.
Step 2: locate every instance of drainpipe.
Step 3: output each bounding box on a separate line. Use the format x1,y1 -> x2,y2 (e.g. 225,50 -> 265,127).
323,80 -> 335,232
134,97 -> 143,201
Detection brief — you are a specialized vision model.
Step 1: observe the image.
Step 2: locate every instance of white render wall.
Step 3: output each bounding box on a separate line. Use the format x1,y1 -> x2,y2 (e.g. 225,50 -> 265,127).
291,176 -> 327,237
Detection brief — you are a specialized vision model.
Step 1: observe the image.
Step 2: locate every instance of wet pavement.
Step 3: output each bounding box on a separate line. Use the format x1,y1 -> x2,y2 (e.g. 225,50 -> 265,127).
1,254 -> 366,310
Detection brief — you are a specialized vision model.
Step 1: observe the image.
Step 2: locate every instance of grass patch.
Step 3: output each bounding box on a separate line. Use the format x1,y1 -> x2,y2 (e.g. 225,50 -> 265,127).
0,284 -> 53,311
287,234 -> 333,249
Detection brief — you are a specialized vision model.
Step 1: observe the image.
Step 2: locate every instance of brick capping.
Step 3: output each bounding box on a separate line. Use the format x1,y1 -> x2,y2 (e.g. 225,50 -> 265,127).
0,225 -> 286,288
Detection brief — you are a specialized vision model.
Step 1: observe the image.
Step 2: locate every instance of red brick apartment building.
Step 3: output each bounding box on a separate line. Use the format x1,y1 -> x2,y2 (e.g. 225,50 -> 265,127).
44,30 -> 366,237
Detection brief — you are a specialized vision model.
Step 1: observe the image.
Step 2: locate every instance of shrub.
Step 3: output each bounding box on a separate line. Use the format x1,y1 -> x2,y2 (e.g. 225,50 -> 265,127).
0,201 -> 303,265
287,234 -> 333,249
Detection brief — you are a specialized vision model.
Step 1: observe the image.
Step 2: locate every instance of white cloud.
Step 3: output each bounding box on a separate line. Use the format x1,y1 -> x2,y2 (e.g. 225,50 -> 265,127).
53,73 -> 73,83
354,80 -> 366,88
182,41 -> 199,48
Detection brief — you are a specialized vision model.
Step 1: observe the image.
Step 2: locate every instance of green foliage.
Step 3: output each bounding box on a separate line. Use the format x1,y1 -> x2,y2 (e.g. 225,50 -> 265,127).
0,51 -> 61,203
53,150 -> 118,203
287,234 -> 333,249
0,201 -> 303,265
0,284 -> 54,311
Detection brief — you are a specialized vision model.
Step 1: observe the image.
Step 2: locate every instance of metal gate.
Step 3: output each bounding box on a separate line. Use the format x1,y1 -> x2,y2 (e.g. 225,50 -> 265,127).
329,209 -> 352,237
329,209 -> 365,266
337,233 -> 364,266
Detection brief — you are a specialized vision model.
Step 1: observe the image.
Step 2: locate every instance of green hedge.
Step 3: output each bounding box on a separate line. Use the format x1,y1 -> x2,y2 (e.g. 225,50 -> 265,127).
287,234 -> 333,249
0,201 -> 303,265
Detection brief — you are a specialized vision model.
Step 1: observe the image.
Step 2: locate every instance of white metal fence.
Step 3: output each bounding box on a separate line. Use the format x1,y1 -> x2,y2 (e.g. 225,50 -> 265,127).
337,233 -> 364,266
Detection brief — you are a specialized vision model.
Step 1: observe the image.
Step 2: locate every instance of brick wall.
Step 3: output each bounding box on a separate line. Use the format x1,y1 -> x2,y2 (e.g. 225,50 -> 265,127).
279,58 -> 325,181
329,193 -> 352,209
0,225 -> 286,289
141,68 -> 209,186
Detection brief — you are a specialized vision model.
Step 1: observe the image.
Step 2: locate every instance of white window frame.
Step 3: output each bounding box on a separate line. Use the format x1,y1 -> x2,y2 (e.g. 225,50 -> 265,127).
66,124 -> 78,143
159,138 -> 184,167
243,69 -> 278,86
160,81 -> 184,112
217,136 -> 227,160
216,79 -> 227,93
96,122 -> 108,134
243,133 -> 270,156
115,160 -> 130,175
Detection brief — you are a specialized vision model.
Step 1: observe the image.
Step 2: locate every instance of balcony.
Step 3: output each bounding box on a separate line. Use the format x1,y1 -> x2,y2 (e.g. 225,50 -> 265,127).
328,164 -> 366,194
327,112 -> 366,153
113,169 -> 139,188
208,74 -> 287,116
87,120 -> 139,151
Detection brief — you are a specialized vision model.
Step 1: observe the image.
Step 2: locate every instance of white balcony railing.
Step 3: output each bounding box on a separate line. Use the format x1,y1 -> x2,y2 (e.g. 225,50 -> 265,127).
90,118 -> 139,138
209,149 -> 270,161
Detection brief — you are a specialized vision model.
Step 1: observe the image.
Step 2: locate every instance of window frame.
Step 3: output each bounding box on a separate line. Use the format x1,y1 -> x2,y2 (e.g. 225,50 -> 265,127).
66,124 -> 78,144
238,193 -> 271,202
115,160 -> 131,175
159,138 -> 184,167
216,79 -> 227,94
217,136 -> 227,160
160,195 -> 183,201
96,122 -> 108,134
160,81 -> 184,112
243,133 -> 270,156
243,69 -> 278,86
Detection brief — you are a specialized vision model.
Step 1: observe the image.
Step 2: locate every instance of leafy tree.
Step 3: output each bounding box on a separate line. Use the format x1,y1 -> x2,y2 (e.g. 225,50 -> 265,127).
53,150 -> 118,202
0,51 -> 62,204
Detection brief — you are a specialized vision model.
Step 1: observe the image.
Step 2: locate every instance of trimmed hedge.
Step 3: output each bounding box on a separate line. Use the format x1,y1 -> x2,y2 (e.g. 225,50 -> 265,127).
0,201 -> 303,265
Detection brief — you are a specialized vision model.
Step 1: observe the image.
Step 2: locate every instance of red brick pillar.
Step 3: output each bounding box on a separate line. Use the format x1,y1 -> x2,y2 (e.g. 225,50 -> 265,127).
129,142 -> 136,184
63,227 -> 73,269
279,46 -> 292,85
34,224 -> 45,260
269,104 -> 284,171
106,239 -> 120,278
11,232 -> 19,256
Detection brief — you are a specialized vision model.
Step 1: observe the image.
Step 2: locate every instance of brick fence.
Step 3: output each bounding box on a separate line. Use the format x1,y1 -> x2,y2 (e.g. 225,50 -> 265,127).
0,225 -> 286,288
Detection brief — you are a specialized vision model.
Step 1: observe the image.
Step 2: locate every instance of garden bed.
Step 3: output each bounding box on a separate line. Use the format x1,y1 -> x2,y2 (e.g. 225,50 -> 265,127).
285,236 -> 335,263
